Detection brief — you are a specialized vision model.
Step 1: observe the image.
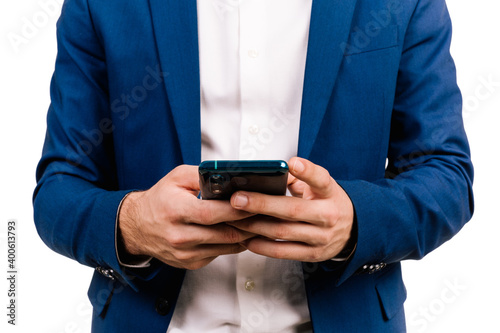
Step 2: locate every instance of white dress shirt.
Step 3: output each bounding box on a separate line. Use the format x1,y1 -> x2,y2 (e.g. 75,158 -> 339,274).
167,1 -> 313,332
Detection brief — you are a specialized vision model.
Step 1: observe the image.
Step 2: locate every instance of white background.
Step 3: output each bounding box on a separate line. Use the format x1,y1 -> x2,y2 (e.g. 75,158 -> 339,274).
1,1 -> 499,332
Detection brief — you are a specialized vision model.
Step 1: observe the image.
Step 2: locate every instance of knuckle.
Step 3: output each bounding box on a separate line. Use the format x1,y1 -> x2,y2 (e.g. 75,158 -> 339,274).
318,211 -> 332,225
173,164 -> 189,174
249,194 -> 268,213
324,173 -> 334,188
287,204 -> 303,220
230,244 -> 245,254
174,251 -> 197,263
313,232 -> 329,246
223,226 -> 242,243
318,206 -> 339,225
274,226 -> 289,241
196,203 -> 214,224
156,209 -> 174,226
167,233 -> 189,248
270,247 -> 287,259
168,164 -> 195,183
307,248 -> 324,262
166,164 -> 183,180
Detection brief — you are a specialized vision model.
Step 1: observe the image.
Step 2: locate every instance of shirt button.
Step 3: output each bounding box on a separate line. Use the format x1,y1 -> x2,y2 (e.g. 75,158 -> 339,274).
244,279 -> 255,291
248,49 -> 259,58
248,124 -> 259,134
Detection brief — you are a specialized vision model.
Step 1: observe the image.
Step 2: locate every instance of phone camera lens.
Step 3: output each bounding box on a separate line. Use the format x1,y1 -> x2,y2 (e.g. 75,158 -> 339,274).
209,174 -> 224,194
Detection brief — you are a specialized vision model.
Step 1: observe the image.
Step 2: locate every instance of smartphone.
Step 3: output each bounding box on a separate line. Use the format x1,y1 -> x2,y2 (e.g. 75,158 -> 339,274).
199,160 -> 289,200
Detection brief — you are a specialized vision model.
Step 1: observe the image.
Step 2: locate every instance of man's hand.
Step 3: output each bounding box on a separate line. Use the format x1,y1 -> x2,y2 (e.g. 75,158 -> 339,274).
229,157 -> 355,262
118,165 -> 255,270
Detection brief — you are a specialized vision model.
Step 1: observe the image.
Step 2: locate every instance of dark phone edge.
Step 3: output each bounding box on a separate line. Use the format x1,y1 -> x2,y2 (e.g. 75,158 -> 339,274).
199,160 -> 289,174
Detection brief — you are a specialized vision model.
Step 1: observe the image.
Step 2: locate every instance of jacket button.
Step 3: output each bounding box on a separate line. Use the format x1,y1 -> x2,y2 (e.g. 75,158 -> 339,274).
95,267 -> 116,280
155,297 -> 171,316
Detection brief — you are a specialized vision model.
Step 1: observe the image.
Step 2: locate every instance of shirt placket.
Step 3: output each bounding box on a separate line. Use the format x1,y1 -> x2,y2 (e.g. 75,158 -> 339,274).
236,250 -> 269,332
238,0 -> 270,160
236,3 -> 273,332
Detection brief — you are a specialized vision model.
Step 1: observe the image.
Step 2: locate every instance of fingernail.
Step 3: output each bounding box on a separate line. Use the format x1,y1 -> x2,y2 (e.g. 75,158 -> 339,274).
233,193 -> 248,209
293,159 -> 305,173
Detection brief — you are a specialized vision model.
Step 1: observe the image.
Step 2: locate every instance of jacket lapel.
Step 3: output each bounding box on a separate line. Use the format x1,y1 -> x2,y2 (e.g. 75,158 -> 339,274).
147,0 -> 358,163
148,0 -> 201,165
298,0 -> 358,159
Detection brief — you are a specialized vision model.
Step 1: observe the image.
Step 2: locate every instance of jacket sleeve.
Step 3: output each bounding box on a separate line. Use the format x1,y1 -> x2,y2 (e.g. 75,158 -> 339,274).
33,0 -> 160,290
334,0 -> 474,283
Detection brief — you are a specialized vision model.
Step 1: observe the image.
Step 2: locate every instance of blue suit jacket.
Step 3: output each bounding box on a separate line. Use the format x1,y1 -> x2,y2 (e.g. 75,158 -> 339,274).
34,0 -> 473,331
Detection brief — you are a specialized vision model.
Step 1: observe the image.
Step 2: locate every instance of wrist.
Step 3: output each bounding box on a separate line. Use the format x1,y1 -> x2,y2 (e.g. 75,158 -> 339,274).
331,219 -> 358,262
118,191 -> 147,257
